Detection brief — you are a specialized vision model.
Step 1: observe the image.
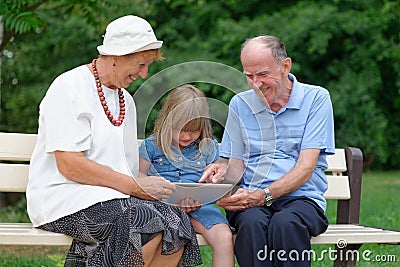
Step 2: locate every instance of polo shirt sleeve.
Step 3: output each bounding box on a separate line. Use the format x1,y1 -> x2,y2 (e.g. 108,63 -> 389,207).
204,138 -> 219,164
301,89 -> 335,155
40,71 -> 93,153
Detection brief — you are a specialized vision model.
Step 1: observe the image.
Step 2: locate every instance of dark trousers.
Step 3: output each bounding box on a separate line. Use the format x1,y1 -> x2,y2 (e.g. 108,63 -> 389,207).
226,197 -> 328,267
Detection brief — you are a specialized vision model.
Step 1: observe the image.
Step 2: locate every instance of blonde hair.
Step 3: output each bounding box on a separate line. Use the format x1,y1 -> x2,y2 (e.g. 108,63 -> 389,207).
99,49 -> 164,61
153,84 -> 213,161
134,49 -> 164,61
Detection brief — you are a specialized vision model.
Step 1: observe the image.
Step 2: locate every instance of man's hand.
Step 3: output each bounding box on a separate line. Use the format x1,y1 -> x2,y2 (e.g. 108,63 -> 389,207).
216,188 -> 265,211
198,162 -> 227,183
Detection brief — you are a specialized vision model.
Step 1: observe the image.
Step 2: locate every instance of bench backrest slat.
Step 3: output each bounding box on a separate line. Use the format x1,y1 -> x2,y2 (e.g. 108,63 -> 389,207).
324,175 -> 350,199
0,164 -> 29,192
0,133 -> 37,162
326,148 -> 347,174
0,132 -> 350,200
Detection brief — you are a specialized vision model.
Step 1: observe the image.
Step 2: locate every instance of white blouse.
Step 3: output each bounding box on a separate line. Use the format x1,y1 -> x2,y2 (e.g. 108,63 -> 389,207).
27,65 -> 139,227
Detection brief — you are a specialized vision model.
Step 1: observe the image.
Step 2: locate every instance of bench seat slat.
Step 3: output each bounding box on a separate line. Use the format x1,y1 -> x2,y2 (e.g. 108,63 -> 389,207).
1,223 -> 399,246
312,229 -> 400,245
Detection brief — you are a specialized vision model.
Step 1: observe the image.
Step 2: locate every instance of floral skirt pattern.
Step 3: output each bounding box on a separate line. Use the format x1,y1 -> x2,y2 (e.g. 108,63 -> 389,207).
38,197 -> 202,267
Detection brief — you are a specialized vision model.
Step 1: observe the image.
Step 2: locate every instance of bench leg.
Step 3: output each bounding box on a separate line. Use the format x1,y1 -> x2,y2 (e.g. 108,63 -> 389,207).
333,244 -> 362,267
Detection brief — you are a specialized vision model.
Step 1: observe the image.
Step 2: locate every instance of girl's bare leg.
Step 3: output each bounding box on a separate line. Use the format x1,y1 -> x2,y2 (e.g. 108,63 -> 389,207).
142,233 -> 184,267
191,218 -> 235,267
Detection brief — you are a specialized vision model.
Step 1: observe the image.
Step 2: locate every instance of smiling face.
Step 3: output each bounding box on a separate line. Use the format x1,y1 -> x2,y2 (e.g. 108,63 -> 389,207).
111,51 -> 157,88
240,41 -> 291,107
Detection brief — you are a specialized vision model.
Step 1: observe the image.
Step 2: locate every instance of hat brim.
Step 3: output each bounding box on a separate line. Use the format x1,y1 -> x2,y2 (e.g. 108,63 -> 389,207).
97,41 -> 163,56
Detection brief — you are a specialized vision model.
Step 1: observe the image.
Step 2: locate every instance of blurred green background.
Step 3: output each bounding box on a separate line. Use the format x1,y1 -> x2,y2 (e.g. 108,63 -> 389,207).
1,1 -> 399,265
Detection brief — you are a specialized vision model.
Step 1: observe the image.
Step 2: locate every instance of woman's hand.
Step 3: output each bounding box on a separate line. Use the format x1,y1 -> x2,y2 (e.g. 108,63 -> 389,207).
133,176 -> 176,201
178,198 -> 201,213
198,162 -> 227,183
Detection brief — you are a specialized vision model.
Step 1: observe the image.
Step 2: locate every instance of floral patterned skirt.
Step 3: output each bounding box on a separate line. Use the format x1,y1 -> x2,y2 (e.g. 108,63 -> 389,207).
38,197 -> 202,267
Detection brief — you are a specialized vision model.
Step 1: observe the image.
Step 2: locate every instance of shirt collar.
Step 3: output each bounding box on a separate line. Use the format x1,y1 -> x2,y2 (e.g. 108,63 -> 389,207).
250,73 -> 304,114
285,73 -> 303,110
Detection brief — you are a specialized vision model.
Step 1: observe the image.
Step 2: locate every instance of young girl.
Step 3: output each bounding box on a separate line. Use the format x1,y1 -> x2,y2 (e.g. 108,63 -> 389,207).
139,84 -> 235,267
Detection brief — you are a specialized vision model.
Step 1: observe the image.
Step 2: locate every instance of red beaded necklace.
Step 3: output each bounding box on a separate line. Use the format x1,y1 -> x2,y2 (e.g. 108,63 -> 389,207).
91,59 -> 125,126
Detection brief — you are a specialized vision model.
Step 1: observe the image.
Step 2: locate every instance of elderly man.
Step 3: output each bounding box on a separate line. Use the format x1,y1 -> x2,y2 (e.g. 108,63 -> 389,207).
202,35 -> 335,266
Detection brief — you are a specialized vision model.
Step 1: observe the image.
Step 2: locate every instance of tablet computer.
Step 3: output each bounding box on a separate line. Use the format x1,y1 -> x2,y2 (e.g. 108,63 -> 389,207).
166,183 -> 234,205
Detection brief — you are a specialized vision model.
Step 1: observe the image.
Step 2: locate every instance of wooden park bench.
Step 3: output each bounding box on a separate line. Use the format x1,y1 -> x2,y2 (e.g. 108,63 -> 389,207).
0,132 -> 399,266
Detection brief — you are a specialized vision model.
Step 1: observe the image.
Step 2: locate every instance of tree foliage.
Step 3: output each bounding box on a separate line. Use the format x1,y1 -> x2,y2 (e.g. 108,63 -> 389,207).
1,0 -> 399,170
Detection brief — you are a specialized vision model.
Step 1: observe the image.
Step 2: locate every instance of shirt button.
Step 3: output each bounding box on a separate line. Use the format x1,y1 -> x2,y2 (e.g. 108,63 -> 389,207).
197,161 -> 201,165
178,157 -> 183,161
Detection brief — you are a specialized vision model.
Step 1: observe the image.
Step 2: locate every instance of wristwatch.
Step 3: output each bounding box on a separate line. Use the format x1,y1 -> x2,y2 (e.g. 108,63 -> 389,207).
263,188 -> 273,206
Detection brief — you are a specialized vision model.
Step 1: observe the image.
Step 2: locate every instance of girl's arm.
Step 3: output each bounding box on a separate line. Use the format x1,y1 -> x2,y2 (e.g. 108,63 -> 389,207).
138,157 -> 151,178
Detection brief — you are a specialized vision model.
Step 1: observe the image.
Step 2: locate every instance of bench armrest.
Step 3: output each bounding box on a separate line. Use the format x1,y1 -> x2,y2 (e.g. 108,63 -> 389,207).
336,147 -> 363,224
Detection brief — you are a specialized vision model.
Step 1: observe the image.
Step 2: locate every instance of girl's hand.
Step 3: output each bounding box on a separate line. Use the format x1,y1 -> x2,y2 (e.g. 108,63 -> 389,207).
133,176 -> 176,201
178,198 -> 201,213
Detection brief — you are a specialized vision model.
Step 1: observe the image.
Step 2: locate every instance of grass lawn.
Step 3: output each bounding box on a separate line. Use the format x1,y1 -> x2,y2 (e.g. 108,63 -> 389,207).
310,170 -> 400,266
0,170 -> 399,266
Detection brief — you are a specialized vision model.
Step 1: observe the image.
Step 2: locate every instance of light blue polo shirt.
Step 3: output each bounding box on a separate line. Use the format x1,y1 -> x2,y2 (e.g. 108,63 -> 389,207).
220,74 -> 335,211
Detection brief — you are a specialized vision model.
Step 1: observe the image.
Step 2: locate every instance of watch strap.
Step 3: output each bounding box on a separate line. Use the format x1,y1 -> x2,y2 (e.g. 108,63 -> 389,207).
263,188 -> 273,206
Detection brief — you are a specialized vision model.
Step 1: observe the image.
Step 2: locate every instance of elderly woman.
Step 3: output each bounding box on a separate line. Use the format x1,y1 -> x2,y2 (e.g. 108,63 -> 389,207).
26,15 -> 202,267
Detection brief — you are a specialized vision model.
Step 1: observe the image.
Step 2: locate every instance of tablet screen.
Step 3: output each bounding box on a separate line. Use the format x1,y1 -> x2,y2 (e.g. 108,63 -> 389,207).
166,183 -> 234,205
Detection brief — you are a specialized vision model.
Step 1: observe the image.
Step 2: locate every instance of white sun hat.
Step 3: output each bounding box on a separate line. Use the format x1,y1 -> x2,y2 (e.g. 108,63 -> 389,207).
97,15 -> 163,56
